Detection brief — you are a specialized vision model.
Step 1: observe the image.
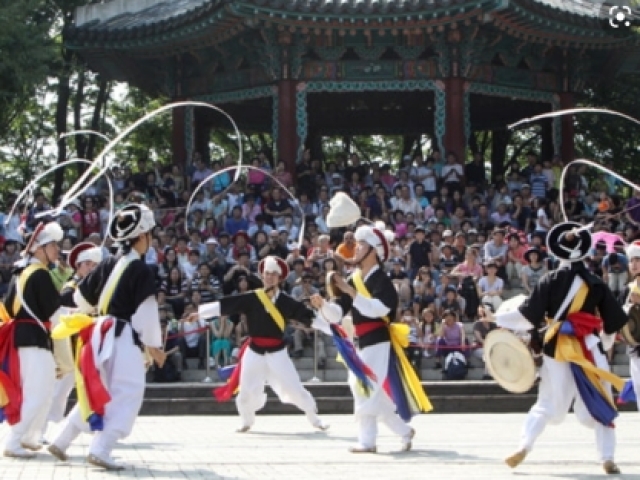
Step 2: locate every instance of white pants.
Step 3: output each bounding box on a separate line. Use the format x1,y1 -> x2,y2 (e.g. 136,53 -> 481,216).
350,342 -> 412,449
236,347 -> 320,428
53,324 -> 145,460
519,343 -> 615,462
5,347 -> 56,451
630,355 -> 640,411
47,373 -> 75,423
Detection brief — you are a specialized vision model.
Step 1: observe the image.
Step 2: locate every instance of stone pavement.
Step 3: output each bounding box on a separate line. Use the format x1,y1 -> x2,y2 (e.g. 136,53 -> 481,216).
1,413 -> 639,479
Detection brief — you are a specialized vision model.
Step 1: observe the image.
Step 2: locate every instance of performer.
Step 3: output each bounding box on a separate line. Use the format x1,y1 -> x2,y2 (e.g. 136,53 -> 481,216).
189,255 -> 328,433
48,204 -> 166,470
42,242 -> 102,442
617,240 -> 640,409
497,222 -> 627,475
0,219 -> 67,458
310,224 -> 432,453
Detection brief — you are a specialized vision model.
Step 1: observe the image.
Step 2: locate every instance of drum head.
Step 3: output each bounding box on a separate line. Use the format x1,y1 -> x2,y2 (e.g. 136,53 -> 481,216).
484,329 -> 536,394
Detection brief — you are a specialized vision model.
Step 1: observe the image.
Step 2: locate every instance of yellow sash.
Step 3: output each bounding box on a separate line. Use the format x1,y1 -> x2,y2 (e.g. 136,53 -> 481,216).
351,269 -> 433,413
254,289 -> 286,332
0,263 -> 47,324
545,282 -> 626,402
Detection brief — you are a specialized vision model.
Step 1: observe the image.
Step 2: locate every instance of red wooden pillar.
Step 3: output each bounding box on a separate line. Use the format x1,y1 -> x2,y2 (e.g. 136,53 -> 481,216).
443,77 -> 466,163
559,92 -> 575,162
172,105 -> 186,168
277,79 -> 298,176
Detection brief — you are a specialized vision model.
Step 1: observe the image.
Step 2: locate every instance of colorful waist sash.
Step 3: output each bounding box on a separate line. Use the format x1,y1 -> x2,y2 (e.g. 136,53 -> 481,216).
0,319 -> 50,425
545,312 -> 626,427
52,314 -> 113,431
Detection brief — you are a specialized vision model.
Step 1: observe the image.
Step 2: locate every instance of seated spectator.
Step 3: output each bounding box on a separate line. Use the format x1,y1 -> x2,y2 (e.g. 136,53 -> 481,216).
436,309 -> 468,368
227,231 -> 257,263
306,234 -> 333,267
521,247 -> 547,295
210,316 -> 234,367
439,285 -> 465,320
401,307 -> 423,377
156,289 -> 175,319
162,266 -> 188,319
420,308 -> 438,358
182,249 -> 201,281
291,271 -> 319,301
477,260 -> 504,312
388,259 -> 412,307
225,205 -> 250,236
259,229 -> 289,260
178,301 -> 207,370
235,313 -> 249,346
189,263 -> 220,304
472,304 -> 498,380
484,228 -> 508,280
222,251 -> 261,295
247,214 -> 273,238
505,233 -> 527,287
413,267 -> 436,318
334,230 -> 356,272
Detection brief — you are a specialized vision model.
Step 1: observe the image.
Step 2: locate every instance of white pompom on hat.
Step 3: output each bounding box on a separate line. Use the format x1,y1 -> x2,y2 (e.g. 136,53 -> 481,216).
67,242 -> 103,270
258,255 -> 289,278
627,240 -> 640,259
326,192 -> 361,228
23,221 -> 64,254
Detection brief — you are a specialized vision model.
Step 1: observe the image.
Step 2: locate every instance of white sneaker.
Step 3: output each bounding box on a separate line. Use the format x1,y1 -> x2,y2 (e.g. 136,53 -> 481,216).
401,428 -> 416,452
209,357 -> 216,368
87,453 -> 125,471
4,446 -> 36,459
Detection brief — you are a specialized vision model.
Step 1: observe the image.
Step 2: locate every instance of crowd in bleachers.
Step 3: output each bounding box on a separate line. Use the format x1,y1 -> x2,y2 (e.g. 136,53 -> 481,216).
0,148 -> 635,382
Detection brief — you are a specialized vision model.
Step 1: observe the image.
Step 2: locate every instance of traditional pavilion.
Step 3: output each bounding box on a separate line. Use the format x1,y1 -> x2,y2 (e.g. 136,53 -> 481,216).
65,0 -> 640,173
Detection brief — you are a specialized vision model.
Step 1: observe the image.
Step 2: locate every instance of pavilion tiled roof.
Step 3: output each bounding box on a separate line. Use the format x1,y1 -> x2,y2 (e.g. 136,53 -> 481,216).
69,0 -> 605,38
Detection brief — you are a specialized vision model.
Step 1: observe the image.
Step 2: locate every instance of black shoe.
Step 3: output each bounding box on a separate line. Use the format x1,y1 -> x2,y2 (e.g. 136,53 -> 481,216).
197,361 -> 205,369
182,361 -> 189,371
482,375 -> 492,381
292,350 -> 303,359
318,359 -> 326,369
435,362 -> 442,370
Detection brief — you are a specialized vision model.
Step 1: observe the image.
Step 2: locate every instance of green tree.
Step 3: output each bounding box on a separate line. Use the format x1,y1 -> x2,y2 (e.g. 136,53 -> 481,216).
0,0 -> 55,138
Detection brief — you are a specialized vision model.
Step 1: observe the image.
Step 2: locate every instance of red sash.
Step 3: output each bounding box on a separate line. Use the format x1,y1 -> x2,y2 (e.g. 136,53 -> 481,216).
354,321 -> 386,338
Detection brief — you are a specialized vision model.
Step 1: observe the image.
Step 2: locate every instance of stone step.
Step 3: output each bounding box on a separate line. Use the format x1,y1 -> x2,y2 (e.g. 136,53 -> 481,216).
142,380 -> 524,399
136,391 -> 636,416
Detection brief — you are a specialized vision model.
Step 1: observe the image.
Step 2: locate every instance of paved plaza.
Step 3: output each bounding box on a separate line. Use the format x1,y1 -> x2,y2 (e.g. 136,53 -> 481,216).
0,413 -> 638,479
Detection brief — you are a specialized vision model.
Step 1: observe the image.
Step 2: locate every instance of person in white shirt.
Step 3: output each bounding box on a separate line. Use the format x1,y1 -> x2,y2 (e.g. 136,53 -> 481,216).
441,152 -> 464,194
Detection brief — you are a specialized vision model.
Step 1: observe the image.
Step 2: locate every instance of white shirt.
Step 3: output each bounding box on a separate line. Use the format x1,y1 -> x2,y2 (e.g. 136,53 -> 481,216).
182,319 -> 206,348
535,208 -> 549,232
441,163 -> 463,183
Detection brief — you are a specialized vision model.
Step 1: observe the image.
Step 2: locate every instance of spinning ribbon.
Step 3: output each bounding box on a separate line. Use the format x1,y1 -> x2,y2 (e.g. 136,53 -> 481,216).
4,158 -> 115,248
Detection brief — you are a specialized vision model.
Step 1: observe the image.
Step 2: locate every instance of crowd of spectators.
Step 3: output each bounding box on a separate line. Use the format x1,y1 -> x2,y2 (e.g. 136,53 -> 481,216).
0,148 -> 635,381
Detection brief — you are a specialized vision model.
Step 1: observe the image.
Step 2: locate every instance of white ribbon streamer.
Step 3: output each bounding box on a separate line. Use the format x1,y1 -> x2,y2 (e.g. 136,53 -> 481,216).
185,165 -> 307,248
509,107 -> 640,130
5,158 -> 115,248
61,101 -> 244,211
559,158 -> 640,223
59,130 -> 111,143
